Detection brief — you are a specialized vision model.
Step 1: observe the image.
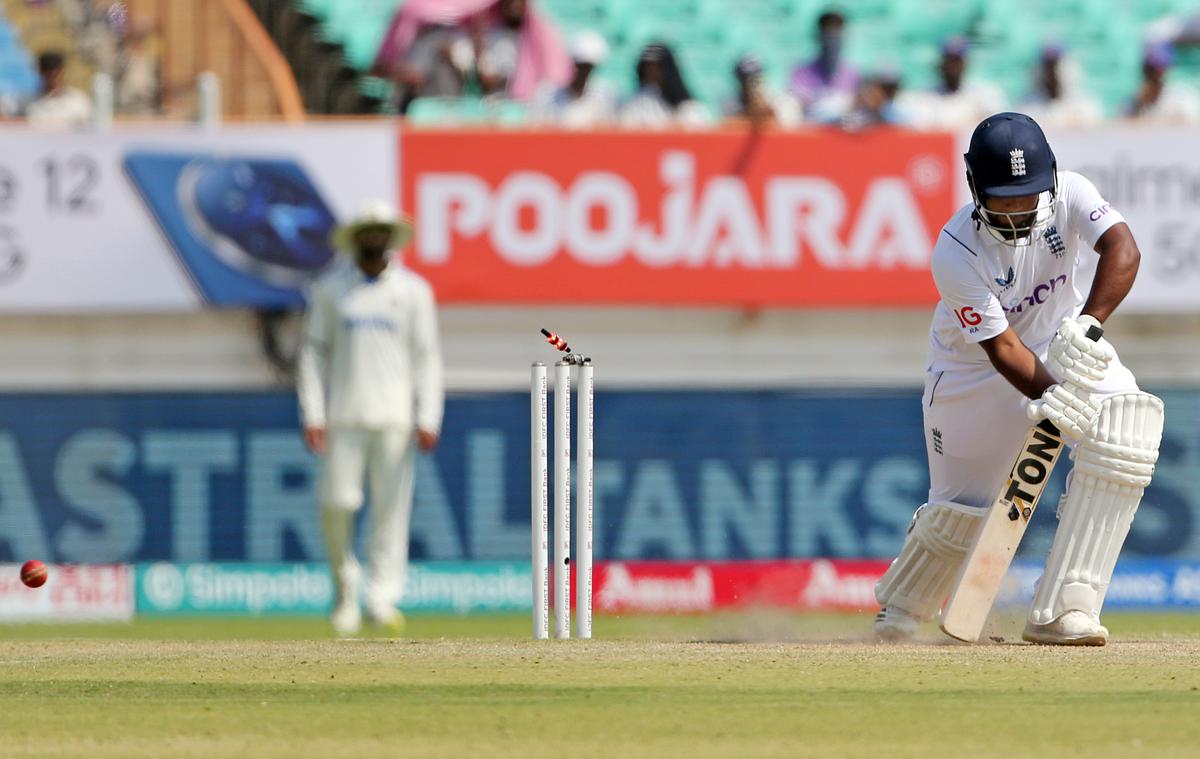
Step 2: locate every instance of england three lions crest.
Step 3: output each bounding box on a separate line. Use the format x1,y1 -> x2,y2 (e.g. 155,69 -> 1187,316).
1043,225 -> 1065,258
1009,148 -> 1026,177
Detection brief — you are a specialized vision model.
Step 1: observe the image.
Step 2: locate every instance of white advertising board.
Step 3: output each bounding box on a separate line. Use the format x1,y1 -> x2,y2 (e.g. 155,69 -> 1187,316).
0,123 -> 397,312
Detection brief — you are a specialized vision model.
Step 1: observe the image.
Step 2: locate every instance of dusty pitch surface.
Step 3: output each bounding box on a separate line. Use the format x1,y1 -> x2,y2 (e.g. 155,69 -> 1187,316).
1,616 -> 1198,758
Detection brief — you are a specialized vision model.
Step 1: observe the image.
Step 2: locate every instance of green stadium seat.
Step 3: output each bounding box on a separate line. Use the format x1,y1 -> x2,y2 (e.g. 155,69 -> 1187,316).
889,0 -> 980,44
406,97 -> 489,125
298,0 -> 335,21
406,96 -> 530,126
343,20 -> 388,70
306,0 -> 1193,120
359,75 -> 393,103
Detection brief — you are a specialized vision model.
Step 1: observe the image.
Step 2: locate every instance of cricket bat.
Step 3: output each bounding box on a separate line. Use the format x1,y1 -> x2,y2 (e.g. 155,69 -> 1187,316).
939,325 -> 1103,643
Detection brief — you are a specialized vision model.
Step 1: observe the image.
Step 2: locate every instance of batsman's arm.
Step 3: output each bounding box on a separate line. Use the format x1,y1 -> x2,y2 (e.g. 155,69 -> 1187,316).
1081,223 -> 1140,324
979,327 -> 1058,401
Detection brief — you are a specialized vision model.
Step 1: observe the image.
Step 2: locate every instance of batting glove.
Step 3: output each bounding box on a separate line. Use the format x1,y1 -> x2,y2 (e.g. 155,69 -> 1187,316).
1046,315 -> 1114,392
1029,383 -> 1103,443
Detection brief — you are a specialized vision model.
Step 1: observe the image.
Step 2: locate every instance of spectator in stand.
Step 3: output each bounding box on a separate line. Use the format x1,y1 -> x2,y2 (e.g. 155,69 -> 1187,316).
372,0 -> 571,107
1127,44 -> 1200,124
620,42 -> 710,130
838,69 -> 907,130
386,23 -> 469,110
1021,45 -> 1102,128
788,10 -> 857,123
26,51 -> 93,128
531,30 -> 618,129
115,17 -> 160,116
724,54 -> 801,128
472,0 -> 534,96
898,37 -> 1006,131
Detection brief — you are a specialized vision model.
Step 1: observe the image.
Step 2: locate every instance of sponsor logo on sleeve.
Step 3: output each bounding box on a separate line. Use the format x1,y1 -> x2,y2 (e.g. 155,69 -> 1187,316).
1087,203 -> 1112,222
954,306 -> 982,333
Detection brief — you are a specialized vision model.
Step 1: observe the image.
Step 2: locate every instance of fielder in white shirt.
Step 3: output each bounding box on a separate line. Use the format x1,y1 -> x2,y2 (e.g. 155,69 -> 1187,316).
297,202 -> 444,636
874,113 -> 1164,646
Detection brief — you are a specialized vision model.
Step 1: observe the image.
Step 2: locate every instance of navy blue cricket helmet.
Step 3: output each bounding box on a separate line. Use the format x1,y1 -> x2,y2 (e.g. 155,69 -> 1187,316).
964,112 -> 1058,246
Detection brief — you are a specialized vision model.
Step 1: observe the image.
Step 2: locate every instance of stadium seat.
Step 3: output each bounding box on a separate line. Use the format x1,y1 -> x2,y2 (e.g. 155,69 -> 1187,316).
406,96 -> 529,126
303,0 -> 1197,119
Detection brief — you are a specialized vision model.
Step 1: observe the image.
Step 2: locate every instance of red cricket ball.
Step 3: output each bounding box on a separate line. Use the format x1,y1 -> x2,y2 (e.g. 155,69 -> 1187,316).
20,560 -> 48,588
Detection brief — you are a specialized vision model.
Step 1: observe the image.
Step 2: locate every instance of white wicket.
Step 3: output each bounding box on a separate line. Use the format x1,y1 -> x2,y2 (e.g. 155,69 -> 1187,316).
577,362 -> 593,639
530,363 -> 549,640
531,357 -> 593,640
553,360 -> 571,639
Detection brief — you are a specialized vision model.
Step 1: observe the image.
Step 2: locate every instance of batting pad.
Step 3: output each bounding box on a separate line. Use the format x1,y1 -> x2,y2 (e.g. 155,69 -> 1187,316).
875,501 -> 983,621
1029,392 -> 1164,624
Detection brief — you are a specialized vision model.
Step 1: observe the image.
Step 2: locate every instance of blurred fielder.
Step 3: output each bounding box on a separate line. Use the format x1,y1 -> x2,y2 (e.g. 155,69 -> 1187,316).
297,202 -> 444,636
874,112 -> 1164,645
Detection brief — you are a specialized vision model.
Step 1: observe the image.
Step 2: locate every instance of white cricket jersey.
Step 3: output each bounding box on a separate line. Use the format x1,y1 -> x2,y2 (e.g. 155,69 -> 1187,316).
927,171 -> 1125,372
296,259 -> 444,431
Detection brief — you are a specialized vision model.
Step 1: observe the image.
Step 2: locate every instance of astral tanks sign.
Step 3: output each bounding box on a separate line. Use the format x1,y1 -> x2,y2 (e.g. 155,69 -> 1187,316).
1,391 -> 1199,563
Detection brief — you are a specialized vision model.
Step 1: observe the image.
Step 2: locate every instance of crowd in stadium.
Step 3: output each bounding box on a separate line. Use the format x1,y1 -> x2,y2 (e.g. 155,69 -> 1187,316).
5,0 -> 1200,130
0,0 -> 157,127
369,0 -> 1200,130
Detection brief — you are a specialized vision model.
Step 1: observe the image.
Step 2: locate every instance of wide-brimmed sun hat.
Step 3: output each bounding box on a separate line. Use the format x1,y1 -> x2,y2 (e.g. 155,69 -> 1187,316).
331,200 -> 414,253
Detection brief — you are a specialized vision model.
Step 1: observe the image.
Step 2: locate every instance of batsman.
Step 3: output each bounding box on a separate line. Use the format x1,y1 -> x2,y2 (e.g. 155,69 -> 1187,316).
874,112 -> 1164,646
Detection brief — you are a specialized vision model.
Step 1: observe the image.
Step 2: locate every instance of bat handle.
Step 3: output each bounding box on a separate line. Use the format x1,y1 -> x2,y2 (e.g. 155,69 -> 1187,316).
1026,399 -> 1046,422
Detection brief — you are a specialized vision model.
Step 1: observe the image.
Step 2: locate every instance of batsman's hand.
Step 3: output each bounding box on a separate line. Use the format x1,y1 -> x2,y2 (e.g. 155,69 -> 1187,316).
1046,315 -> 1113,392
1028,384 -> 1102,443
304,426 -> 326,455
417,429 -> 439,452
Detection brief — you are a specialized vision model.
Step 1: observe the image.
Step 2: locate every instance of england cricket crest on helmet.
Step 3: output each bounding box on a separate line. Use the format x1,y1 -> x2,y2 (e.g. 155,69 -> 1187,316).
1009,149 -> 1026,177
964,112 -> 1058,247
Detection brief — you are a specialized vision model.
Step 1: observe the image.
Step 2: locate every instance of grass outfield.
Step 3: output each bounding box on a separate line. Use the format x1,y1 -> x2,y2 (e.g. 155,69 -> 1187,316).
1,612 -> 1198,758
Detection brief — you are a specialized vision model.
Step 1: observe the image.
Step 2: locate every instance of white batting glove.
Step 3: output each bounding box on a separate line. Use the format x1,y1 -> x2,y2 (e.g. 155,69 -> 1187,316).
1046,315 -> 1113,392
1028,383 -> 1103,443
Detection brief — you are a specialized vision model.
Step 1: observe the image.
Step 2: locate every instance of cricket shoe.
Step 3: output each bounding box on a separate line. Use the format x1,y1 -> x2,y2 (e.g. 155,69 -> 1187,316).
874,606 -> 919,642
1022,610 -> 1108,646
331,599 -> 362,637
366,605 -> 406,635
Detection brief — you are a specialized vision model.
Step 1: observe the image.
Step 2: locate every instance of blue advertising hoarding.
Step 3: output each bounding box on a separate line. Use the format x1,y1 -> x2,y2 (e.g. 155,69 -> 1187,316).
0,389 -> 1198,563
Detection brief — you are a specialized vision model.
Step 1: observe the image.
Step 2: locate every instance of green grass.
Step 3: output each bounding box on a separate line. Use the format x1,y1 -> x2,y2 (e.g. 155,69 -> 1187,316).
1,613 -> 1198,758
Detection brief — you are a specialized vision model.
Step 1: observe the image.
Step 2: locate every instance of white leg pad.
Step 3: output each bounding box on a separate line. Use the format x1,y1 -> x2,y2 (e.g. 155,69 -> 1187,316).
1028,392 -> 1164,625
875,501 -> 984,621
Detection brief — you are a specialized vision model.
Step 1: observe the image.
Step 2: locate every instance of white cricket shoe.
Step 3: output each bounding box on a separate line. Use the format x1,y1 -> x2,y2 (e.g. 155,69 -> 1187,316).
874,606 -> 919,642
331,599 -> 361,637
366,605 -> 405,635
1022,610 -> 1109,646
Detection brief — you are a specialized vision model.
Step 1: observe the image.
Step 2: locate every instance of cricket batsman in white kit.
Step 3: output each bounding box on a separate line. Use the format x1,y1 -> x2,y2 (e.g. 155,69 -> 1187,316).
297,201 -> 444,636
874,113 -> 1164,645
